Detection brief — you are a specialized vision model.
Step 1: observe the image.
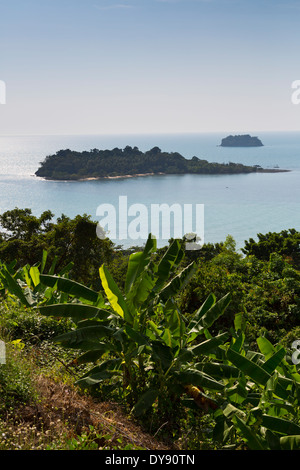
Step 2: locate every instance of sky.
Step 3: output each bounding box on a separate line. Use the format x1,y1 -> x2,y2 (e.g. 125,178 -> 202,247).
1,0 -> 300,135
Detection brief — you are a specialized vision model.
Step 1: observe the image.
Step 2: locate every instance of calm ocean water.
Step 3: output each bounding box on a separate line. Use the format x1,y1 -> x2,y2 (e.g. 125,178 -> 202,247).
0,131 -> 300,251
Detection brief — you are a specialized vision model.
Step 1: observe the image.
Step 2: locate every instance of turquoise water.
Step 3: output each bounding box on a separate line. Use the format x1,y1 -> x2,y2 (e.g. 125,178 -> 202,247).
0,132 -> 300,250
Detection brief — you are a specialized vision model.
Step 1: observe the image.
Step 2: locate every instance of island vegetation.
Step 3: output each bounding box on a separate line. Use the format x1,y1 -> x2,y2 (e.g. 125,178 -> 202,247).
35,145 -> 276,181
220,135 -> 264,147
1,208 -> 300,450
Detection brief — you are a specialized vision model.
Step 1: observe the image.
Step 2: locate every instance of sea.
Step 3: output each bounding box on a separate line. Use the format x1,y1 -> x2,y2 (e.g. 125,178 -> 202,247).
0,131 -> 300,252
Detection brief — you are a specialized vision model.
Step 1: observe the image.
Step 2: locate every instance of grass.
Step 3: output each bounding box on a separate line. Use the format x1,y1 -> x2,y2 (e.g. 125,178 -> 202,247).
0,339 -> 174,450
0,300 -> 226,451
0,301 -> 188,450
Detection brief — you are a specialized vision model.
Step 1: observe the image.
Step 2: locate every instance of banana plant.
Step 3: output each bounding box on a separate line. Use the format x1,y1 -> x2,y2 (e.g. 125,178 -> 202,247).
34,235 -> 232,416
213,324 -> 300,450
0,250 -> 75,307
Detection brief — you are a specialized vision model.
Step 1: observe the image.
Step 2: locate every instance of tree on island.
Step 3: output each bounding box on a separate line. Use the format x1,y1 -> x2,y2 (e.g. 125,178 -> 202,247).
220,135 -> 264,147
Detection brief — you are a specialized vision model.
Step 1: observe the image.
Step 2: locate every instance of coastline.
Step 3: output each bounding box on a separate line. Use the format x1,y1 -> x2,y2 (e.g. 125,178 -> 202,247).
78,172 -> 164,181
36,168 -> 291,182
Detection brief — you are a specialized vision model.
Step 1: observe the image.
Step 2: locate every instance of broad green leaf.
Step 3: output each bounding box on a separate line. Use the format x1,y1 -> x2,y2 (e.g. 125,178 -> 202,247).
1,267 -> 33,307
48,255 -> 58,275
234,311 -> 244,332
226,380 -> 248,404
151,341 -> 173,369
58,261 -> 74,276
29,266 -> 40,287
195,361 -> 239,380
176,369 -> 225,391
232,415 -> 267,450
274,376 -> 295,400
40,274 -> 101,304
38,303 -> 111,322
262,347 -> 286,375
189,332 -> 229,358
131,389 -> 159,417
230,331 -> 245,353
77,359 -> 122,386
159,262 -> 196,303
155,239 -> 184,289
125,325 -> 149,347
257,336 -> 276,358
125,234 -> 156,293
22,265 -> 31,288
265,430 -> 281,450
165,300 -> 185,341
222,402 -> 246,420
161,328 -> 173,348
41,249 -> 48,274
77,345 -> 115,364
262,415 -> 300,436
54,325 -> 114,349
7,259 -> 17,272
198,293 -> 231,330
126,270 -> 155,307
213,416 -> 234,444
147,320 -> 161,337
187,293 -> 216,335
280,435 -> 300,450
100,264 -> 133,324
265,403 -> 295,418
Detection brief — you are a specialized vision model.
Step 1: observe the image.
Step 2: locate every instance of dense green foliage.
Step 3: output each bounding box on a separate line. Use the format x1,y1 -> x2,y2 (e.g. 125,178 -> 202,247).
0,208 -> 131,290
35,146 -> 265,180
242,229 -> 300,268
1,209 -> 300,450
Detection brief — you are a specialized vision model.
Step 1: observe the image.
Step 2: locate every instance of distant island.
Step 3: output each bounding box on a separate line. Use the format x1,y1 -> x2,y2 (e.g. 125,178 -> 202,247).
220,135 -> 264,147
35,146 -> 286,181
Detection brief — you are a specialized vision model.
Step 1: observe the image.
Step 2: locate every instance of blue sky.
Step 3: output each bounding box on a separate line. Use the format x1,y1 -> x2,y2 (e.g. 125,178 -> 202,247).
0,0 -> 300,134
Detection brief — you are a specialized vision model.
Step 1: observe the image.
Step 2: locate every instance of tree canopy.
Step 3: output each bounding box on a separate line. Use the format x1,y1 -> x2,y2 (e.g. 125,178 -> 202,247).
35,146 -> 270,180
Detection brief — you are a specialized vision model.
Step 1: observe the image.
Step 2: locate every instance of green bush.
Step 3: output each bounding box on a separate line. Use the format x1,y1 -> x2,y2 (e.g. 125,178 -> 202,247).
0,342 -> 37,411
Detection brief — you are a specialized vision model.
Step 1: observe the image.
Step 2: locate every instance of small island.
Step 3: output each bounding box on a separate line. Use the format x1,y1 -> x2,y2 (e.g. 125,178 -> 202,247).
220,135 -> 264,147
35,145 -> 286,181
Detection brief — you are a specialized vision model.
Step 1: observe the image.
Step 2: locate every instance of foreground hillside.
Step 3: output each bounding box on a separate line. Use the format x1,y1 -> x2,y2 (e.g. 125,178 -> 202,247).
1,209 -> 300,451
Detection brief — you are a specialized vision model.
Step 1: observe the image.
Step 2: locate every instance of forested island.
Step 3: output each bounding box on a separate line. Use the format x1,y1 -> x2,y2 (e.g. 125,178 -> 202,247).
1,207 -> 300,450
220,135 -> 264,147
35,145 -> 281,180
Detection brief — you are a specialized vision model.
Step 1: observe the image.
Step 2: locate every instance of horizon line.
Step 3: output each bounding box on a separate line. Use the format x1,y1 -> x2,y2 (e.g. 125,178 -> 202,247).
0,130 -> 300,137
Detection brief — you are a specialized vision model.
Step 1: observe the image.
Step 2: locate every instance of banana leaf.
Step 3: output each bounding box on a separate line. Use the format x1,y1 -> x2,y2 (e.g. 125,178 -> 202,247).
262,415 -> 300,436
231,415 -> 267,450
100,264 -> 134,324
176,368 -> 225,391
125,234 -> 156,294
280,435 -> 300,450
131,388 -> 159,417
227,347 -> 271,386
38,303 -> 111,322
53,325 -> 114,349
189,332 -> 229,358
40,274 -> 101,303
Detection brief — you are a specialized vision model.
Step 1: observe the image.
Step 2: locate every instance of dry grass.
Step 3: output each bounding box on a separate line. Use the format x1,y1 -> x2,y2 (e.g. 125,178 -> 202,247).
0,372 -> 174,450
